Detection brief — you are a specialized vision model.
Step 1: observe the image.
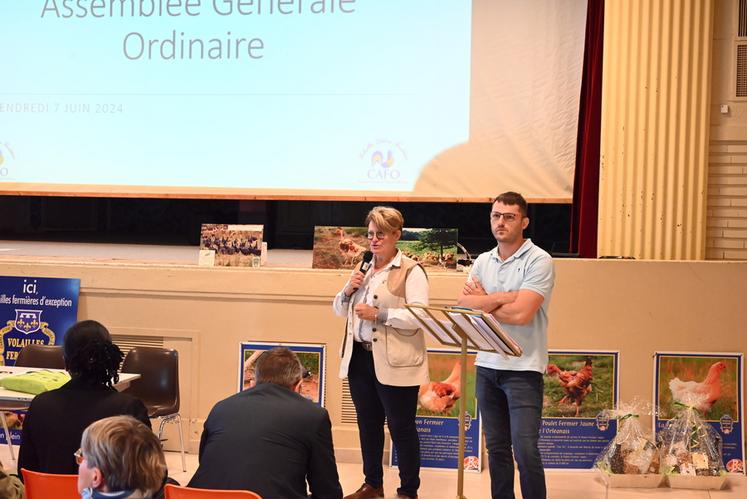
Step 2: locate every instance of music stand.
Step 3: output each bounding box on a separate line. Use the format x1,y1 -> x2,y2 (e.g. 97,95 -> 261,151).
405,304 -> 522,499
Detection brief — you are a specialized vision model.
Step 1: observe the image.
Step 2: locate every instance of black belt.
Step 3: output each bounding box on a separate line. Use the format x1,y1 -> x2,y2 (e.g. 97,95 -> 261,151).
355,340 -> 373,352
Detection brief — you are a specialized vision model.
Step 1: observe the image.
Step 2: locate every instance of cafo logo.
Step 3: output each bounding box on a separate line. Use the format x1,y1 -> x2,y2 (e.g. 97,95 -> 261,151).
0,142 -> 15,177
360,140 -> 407,181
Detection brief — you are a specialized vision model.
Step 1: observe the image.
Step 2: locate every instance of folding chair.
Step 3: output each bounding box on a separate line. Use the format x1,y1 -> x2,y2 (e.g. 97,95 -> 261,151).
21,468 -> 79,499
164,484 -> 262,498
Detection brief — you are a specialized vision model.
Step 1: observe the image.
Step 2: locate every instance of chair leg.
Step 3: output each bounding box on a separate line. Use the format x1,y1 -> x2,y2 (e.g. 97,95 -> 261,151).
157,416 -> 167,442
156,414 -> 186,472
1,412 -> 15,462
175,413 -> 186,472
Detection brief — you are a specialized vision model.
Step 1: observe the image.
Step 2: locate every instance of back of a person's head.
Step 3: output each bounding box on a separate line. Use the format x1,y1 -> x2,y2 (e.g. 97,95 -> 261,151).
254,347 -> 303,389
81,415 -> 166,494
63,320 -> 123,387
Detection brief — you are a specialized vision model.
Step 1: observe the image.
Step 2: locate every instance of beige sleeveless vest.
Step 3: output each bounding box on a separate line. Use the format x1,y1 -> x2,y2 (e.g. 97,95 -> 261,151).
339,256 -> 430,387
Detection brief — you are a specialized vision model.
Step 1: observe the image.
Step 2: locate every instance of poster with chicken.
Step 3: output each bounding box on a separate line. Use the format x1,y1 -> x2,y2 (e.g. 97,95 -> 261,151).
390,349 -> 481,472
539,351 -> 619,469
239,342 -> 326,407
654,352 -> 744,474
199,224 -> 263,267
312,226 -> 458,270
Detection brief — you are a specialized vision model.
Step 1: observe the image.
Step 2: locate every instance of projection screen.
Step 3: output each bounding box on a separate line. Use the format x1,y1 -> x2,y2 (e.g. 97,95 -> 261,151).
0,0 -> 587,202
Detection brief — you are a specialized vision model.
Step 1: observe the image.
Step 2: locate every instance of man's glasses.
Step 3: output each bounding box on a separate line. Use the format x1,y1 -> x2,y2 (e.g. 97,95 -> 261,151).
366,231 -> 387,240
491,212 -> 519,222
74,448 -> 84,465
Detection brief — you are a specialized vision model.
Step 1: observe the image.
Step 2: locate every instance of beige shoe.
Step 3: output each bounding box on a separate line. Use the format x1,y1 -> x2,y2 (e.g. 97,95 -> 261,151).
343,482 -> 385,499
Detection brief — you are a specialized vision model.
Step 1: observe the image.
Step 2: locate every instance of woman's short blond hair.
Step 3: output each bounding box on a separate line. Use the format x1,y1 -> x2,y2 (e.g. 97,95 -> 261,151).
81,415 -> 166,494
365,206 -> 404,234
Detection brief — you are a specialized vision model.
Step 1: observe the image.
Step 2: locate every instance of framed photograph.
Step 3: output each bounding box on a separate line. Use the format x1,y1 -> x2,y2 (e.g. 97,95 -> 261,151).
654,352 -> 744,474
312,226 -> 458,270
312,226 -> 369,270
398,228 -> 458,270
199,224 -> 263,267
391,349 -> 481,472
239,342 -> 326,407
540,350 -> 619,469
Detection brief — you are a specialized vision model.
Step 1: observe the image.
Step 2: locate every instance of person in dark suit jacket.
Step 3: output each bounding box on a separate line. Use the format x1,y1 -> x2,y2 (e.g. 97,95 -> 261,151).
18,320 -> 151,475
188,347 -> 342,499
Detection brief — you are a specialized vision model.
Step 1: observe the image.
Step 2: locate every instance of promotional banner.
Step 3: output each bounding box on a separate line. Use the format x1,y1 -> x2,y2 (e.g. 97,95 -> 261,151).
0,275 -> 80,444
0,276 -> 80,364
391,349 -> 481,472
654,352 -> 745,474
539,351 -> 619,469
239,342 -> 326,407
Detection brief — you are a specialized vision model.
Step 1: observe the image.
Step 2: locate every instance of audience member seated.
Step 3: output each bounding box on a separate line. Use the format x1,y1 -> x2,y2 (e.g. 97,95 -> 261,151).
18,320 -> 151,475
188,347 -> 343,499
77,415 -> 167,499
0,462 -> 23,499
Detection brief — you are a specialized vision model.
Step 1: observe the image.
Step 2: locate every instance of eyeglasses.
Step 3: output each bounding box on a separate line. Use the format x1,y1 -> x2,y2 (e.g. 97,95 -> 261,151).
491,212 -> 520,222
74,448 -> 85,465
302,369 -> 312,379
366,231 -> 387,240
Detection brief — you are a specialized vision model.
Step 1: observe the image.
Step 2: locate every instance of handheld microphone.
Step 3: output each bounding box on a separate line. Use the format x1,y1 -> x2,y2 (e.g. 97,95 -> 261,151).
351,251 -> 374,293
359,251 -> 374,274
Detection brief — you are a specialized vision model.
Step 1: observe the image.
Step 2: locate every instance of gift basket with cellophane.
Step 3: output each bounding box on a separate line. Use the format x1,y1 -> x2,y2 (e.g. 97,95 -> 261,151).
659,393 -> 727,490
594,399 -> 664,488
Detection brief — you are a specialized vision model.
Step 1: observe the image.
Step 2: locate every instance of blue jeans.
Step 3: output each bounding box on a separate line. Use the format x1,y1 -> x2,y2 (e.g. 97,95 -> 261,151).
476,366 -> 545,499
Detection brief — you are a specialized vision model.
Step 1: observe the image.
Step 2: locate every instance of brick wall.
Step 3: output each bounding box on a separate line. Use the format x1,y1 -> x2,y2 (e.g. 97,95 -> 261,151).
707,140 -> 747,260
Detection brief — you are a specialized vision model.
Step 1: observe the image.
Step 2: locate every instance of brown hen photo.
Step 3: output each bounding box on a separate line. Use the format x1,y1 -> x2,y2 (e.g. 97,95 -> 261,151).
543,353 -> 615,418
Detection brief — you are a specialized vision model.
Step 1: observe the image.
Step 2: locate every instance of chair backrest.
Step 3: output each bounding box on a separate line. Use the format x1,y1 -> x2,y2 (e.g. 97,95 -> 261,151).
15,344 -> 66,369
164,484 -> 262,499
21,468 -> 79,499
121,346 -> 179,417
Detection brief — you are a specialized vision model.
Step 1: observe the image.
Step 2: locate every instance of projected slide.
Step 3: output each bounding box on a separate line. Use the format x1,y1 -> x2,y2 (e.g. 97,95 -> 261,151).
0,1 -> 471,192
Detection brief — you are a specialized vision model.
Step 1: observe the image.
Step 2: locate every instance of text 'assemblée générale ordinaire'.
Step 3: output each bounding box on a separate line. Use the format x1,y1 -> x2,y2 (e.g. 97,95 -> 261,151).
39,0 -> 358,61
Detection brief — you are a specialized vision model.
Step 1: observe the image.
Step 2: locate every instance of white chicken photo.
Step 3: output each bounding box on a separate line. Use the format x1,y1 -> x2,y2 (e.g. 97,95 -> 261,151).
416,352 -> 476,419
658,356 -> 737,420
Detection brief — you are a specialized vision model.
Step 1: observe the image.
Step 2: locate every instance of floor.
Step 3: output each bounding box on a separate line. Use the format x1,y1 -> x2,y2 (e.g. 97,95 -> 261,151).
2,445 -> 743,499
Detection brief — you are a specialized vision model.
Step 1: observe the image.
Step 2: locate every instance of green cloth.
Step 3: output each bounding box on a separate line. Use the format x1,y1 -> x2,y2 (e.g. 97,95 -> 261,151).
0,370 -> 71,395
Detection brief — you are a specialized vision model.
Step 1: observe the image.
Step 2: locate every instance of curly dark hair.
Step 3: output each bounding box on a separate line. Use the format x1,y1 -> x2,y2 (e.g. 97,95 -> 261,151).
63,320 -> 123,388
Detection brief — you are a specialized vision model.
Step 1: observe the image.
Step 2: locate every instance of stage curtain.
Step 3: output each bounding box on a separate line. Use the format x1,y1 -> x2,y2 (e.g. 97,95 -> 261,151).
570,0 -> 604,257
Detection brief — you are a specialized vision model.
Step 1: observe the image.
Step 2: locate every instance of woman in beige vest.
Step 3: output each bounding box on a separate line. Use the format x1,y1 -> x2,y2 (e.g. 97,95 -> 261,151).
332,206 -> 429,499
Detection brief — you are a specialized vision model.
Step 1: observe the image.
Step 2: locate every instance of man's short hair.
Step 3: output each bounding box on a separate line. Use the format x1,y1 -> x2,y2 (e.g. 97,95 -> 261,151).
493,191 -> 528,217
255,347 -> 304,389
81,415 -> 166,494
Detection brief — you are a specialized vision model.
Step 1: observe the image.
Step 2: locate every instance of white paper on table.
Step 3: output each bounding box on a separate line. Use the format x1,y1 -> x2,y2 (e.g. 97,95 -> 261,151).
198,249 -> 216,266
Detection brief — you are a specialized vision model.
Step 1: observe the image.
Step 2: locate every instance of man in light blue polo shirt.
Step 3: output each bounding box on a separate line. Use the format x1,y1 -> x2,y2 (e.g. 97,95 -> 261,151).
457,191 -> 554,499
